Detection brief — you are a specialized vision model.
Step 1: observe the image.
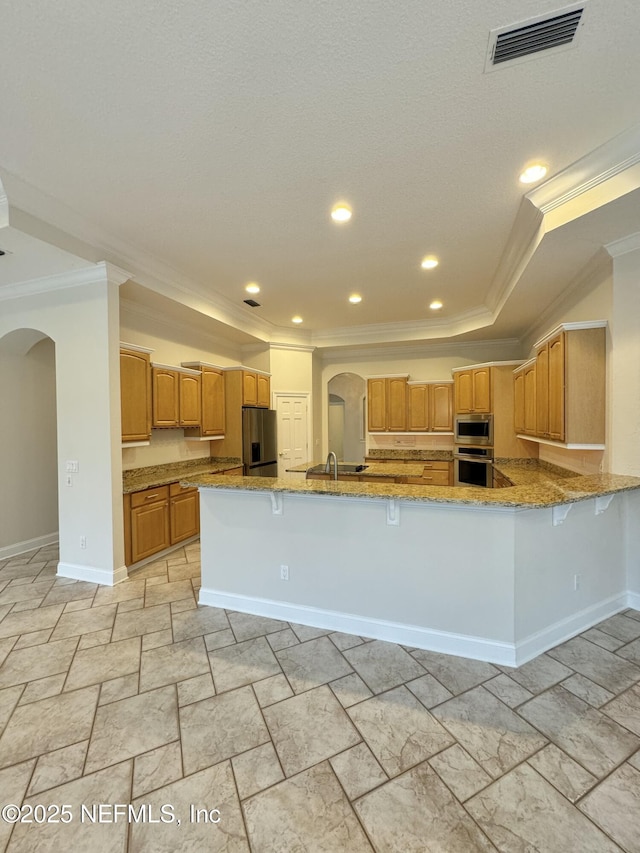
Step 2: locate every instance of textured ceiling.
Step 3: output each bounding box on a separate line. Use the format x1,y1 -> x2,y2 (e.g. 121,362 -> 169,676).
1,0 -> 640,344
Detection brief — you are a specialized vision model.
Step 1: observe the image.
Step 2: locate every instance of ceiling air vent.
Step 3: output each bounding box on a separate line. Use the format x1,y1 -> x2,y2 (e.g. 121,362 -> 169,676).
243,298 -> 261,308
485,3 -> 586,72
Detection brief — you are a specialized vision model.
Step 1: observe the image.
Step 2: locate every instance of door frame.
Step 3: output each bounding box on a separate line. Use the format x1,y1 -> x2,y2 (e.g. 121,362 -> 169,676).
272,391 -> 313,473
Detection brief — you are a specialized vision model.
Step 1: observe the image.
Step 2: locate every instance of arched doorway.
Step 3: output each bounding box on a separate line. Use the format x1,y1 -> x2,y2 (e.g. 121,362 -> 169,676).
0,329 -> 58,557
327,373 -> 366,463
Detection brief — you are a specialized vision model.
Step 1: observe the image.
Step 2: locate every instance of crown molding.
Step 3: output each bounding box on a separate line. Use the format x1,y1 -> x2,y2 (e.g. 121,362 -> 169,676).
268,342 -> 317,353
0,261 -> 129,302
320,337 -> 522,362
606,231 -> 640,257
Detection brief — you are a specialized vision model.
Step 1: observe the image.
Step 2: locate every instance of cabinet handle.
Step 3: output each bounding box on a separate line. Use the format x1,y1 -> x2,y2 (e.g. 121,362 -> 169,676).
145,494 -> 159,500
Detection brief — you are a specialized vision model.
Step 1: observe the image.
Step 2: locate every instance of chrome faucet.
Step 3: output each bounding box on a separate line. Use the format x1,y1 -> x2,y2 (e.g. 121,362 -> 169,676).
325,451 -> 338,480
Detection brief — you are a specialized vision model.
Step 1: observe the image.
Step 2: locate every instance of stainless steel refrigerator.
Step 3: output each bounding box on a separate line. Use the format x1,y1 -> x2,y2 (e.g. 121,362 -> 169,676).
242,407 -> 278,477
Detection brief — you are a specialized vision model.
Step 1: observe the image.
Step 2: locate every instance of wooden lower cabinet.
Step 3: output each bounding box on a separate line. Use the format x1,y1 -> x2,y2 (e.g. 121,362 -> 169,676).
125,482 -> 200,566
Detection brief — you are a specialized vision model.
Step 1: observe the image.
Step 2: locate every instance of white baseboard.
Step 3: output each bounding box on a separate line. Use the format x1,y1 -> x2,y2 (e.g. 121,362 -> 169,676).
57,562 -> 128,587
514,593 -> 628,666
0,533 -> 59,560
198,587 -> 517,666
627,591 -> 640,611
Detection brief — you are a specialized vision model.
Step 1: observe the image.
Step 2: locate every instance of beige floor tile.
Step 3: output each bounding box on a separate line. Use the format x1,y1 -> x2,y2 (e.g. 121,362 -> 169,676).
433,685 -> 547,779
562,673 -> 615,707
64,637 -> 141,691
330,741 -> 387,800
429,743 -> 493,801
597,613 -> 640,643
145,574 -> 169,587
276,636 -> 353,694
406,673 -> 454,709
410,648 -> 499,695
628,750 -> 640,771
232,741 -> 285,799
467,763 -> 620,853
85,685 -> 179,773
244,761 -> 373,853
204,628 -> 237,651
343,640 -> 426,694
329,672 -> 373,708
0,637 -> 78,689
27,740 -> 89,796
50,603 -> 117,640
266,628 -> 299,651
0,760 -> 37,850
139,636 -> 210,692
180,685 -> 269,775
41,580 -> 98,607
288,623 -> 332,642
264,685 -> 360,777
133,740 -> 183,798
0,684 -> 24,733
579,763 -> 640,852
144,579 -> 195,607
172,604 -> 229,641
209,636 -> 282,693
141,628 -> 174,651
110,603 -> 171,641
170,597 -> 197,614
581,627 -> 626,651
92,578 -> 146,607
0,637 -> 17,668
13,628 -> 54,650
616,636 -> 640,665
482,673 -> 534,708
9,598 -> 44,613
168,562 -> 201,582
117,597 -> 144,613
19,673 -> 66,705
0,580 -> 54,606
356,761 -> 495,852
0,685 -> 99,767
8,761 -> 132,853
500,653 -> 573,694
0,603 -> 64,639
177,672 -> 215,706
602,682 -> 640,735
547,636 -> 640,694
130,761 -> 250,852
227,611 -> 289,642
527,744 -> 597,802
519,685 -> 639,777
252,673 -> 294,708
63,597 -> 93,613
348,685 -> 454,778
329,631 -> 365,651
77,628 -> 113,649
98,672 -> 139,706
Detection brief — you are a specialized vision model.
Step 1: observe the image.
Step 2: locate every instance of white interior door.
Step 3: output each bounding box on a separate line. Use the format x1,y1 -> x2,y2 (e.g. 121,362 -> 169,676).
275,394 -> 309,478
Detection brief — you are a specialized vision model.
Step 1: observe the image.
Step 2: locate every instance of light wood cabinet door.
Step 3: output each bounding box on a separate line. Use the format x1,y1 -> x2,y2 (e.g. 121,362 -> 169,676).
120,348 -> 151,442
256,374 -> 270,408
407,384 -> 429,431
242,371 -> 258,406
472,368 -> 491,413
454,371 -> 473,413
430,383 -> 453,431
535,344 -> 549,436
386,377 -> 407,431
367,378 -> 387,432
179,373 -> 201,427
548,333 -> 565,441
513,369 -> 525,434
524,363 -> 537,435
201,367 -> 225,436
170,486 -> 199,544
131,499 -> 170,563
152,367 -> 180,427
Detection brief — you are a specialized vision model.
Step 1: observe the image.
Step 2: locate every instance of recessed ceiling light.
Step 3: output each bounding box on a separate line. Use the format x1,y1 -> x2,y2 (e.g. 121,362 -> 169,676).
430,300 -> 443,311
331,203 -> 352,223
245,282 -> 260,294
519,163 -> 547,184
421,256 -> 439,270
291,315 -> 303,324
348,294 -> 362,304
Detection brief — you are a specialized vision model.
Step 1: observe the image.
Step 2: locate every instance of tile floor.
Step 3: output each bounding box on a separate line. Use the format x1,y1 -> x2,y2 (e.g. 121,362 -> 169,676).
0,543 -> 639,851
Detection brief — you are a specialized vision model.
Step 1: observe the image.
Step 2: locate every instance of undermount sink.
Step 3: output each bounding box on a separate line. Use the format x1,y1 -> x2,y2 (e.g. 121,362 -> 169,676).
307,463 -> 369,474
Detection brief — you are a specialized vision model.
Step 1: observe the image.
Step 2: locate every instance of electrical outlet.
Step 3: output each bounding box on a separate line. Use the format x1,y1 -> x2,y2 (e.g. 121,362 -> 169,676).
280,565 -> 289,581
66,460 -> 79,473
573,573 -> 581,591
80,536 -> 87,549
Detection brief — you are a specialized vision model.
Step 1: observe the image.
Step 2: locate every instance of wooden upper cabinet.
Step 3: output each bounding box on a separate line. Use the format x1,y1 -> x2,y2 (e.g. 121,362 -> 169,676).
430,383 -> 453,431
367,377 -> 407,432
178,373 -> 201,427
535,343 -> 550,437
120,346 -> 152,442
513,367 -> 525,434
387,377 -> 407,431
454,368 -> 491,413
201,367 -> 225,435
152,367 -> 180,427
367,378 -> 387,432
407,384 -> 429,431
547,333 -> 565,441
256,373 -> 270,408
242,371 -> 258,406
523,362 -> 537,435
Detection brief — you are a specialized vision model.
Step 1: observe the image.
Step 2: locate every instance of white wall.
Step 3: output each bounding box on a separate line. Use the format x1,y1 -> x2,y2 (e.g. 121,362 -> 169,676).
269,346 -> 314,394
0,265 -> 125,582
0,334 -> 58,554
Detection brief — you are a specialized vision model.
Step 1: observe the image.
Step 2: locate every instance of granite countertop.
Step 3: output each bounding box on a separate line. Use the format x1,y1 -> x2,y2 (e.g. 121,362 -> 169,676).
181,461 -> 640,509
286,461 -> 441,478
123,457 -> 242,494
365,449 -> 453,461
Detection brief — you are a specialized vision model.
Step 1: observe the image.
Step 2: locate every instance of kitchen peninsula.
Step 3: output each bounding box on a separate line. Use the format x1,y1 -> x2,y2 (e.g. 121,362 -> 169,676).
182,464 -> 640,667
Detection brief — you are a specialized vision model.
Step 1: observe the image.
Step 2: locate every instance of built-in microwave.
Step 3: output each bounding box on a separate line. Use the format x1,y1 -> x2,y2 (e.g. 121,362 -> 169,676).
454,413 -> 493,446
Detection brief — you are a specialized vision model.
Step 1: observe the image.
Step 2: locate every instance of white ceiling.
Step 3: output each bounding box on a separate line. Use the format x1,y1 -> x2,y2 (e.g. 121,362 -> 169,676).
1,0 -> 639,349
